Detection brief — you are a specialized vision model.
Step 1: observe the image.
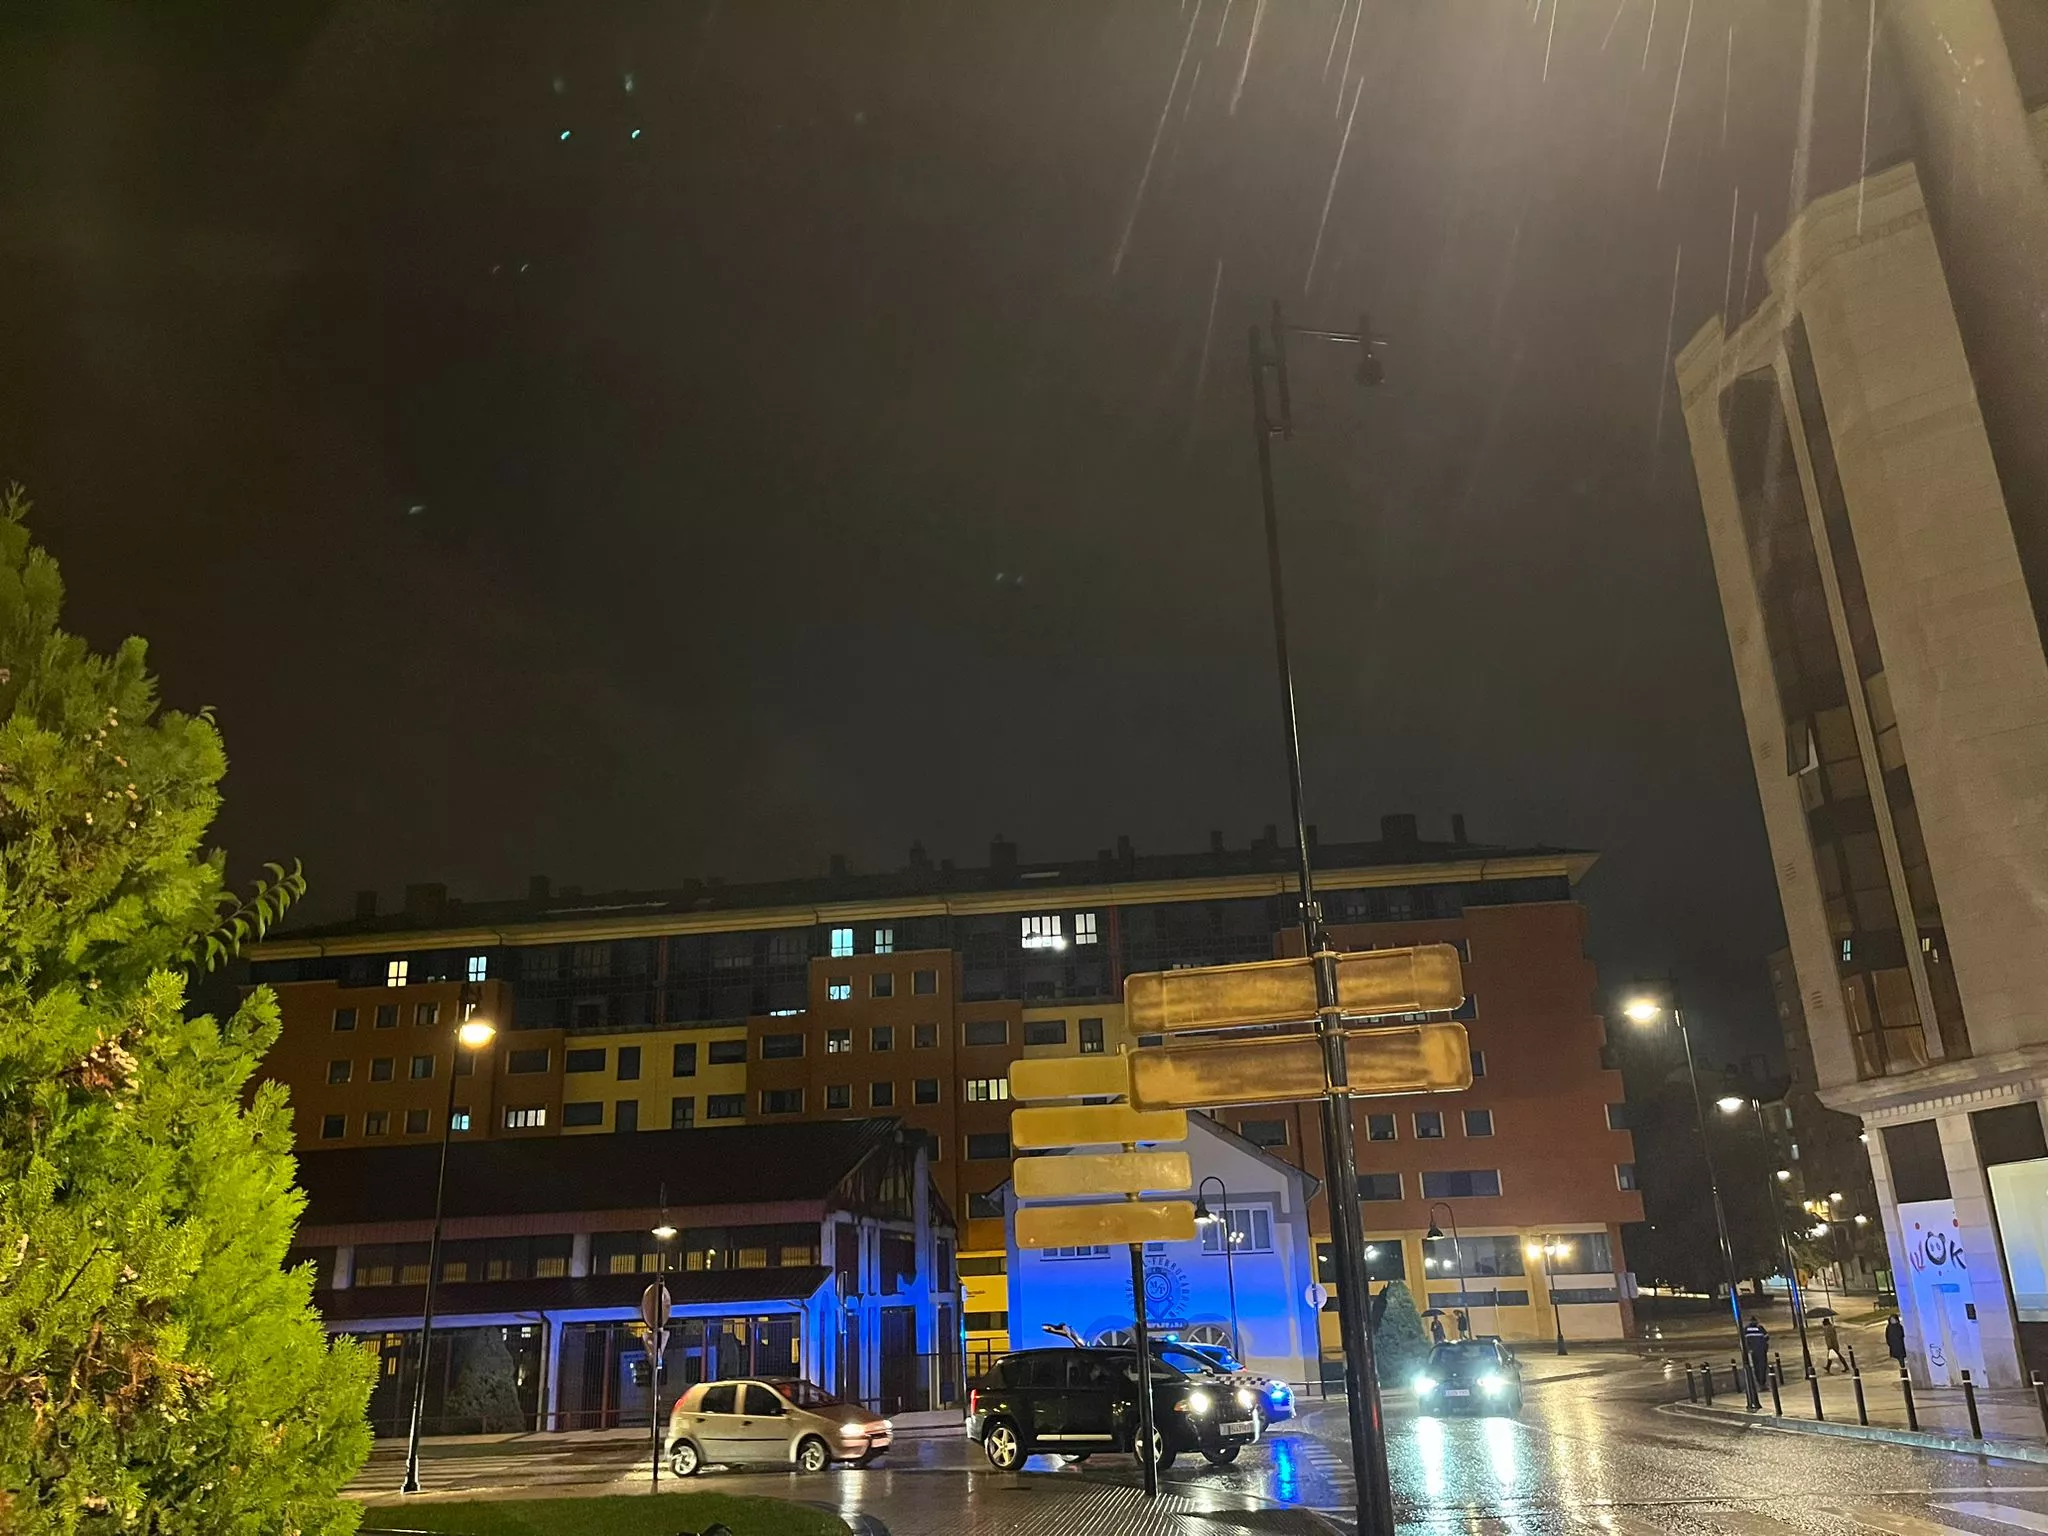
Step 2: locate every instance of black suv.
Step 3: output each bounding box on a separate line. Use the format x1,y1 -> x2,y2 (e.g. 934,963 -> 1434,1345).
967,1346 -> 1259,1470
1412,1337 -> 1523,1416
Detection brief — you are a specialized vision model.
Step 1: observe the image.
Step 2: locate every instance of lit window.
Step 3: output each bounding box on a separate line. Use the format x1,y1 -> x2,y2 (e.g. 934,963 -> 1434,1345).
1840,938 -> 1853,963
387,959 -> 409,987
504,1107 -> 548,1129
1074,912 -> 1099,945
1080,1018 -> 1105,1054
829,978 -> 851,1002
827,1029 -> 853,1054
450,1108 -> 472,1132
831,928 -> 855,958
467,954 -> 488,982
1021,915 -> 1065,950
875,927 -> 895,954
1200,1207 -> 1272,1254
964,1077 -> 1011,1102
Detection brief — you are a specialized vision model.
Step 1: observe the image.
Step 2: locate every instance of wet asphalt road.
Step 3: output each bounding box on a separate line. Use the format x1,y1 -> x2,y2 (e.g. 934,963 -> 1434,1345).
356,1354 -> 2048,1533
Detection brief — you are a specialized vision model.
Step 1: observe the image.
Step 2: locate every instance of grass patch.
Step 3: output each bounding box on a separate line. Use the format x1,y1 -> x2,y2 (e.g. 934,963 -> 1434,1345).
361,1492 -> 845,1536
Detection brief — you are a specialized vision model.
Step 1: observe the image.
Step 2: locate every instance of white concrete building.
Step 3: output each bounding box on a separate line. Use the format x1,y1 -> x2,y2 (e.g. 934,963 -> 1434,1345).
1675,108 -> 2048,1387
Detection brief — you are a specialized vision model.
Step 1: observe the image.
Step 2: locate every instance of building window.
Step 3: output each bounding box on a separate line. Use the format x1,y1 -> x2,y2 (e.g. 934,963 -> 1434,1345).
913,969 -> 938,996
1606,1103 -> 1629,1131
872,972 -> 895,999
967,1192 -> 1005,1219
761,1033 -> 804,1060
1420,1169 -> 1502,1199
914,1077 -> 940,1104
332,1007 -> 357,1032
1200,1207 -> 1272,1254
963,1309 -> 1010,1331
1042,1245 -> 1111,1260
1239,1118 -> 1288,1148
364,1111 -> 389,1137
450,1108 -> 471,1132
1551,1286 -> 1620,1306
871,1025 -> 895,1051
761,1088 -> 803,1115
414,1001 -> 439,1027
963,1020 -> 1007,1048
375,1004 -> 398,1029
327,1059 -> 351,1084
826,1084 -> 852,1110
566,1048 -> 606,1074
1616,1163 -> 1639,1191
617,1046 -> 641,1080
507,1048 -> 549,1074
914,1023 -> 938,1049
1464,1109 -> 1494,1137
370,1057 -> 395,1082
319,1114 -> 345,1139
505,1107 -> 547,1129
410,1055 -> 435,1080
707,1093 -> 745,1120
671,1097 -> 695,1130
707,1039 -> 747,1066
827,1029 -> 853,1054
615,1101 -> 639,1133
570,942 -> 609,978
1025,1019 -> 1068,1046
1075,912 -> 1099,945
965,1077 -> 1011,1102
563,1101 -> 605,1127
387,959 -> 409,987
830,927 -> 855,958
870,1081 -> 896,1108
1021,915 -> 1064,950
1366,1114 -> 1397,1142
404,1108 -> 429,1135
670,1043 -> 697,1077
467,954 -> 488,982
966,1132 -> 1011,1160
1079,1018 -> 1105,1054
1415,1111 -> 1445,1139
874,926 -> 895,955
1470,1048 -> 1486,1078
828,978 -> 852,1002
1357,1173 -> 1403,1201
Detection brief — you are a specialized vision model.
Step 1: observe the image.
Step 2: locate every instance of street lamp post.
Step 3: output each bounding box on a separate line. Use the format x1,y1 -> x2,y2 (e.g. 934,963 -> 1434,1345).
1717,1094 -> 1814,1380
1193,1177 -> 1244,1361
651,1198 -> 677,1493
1425,1203 -> 1468,1338
1528,1238 -> 1571,1356
1623,990 -> 1760,1410
399,1011 -> 499,1496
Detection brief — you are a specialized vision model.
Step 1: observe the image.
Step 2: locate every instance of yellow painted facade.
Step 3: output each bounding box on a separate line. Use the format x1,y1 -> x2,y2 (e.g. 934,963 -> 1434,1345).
554,1025 -> 750,1135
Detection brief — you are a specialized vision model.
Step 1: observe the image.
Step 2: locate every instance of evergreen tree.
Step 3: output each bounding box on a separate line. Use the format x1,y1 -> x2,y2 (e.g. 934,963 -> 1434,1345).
443,1330 -> 527,1434
1371,1279 -> 1432,1383
0,487 -> 374,1532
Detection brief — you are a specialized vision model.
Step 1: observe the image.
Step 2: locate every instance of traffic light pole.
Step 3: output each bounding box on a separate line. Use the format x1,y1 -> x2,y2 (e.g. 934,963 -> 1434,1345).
1248,308 -> 1395,1536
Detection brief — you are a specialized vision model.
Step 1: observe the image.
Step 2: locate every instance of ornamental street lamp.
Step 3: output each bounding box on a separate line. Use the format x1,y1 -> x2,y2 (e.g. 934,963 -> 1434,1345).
1526,1237 -> 1573,1355
1193,1176 -> 1243,1361
1717,1093 -> 1814,1379
1425,1202 -> 1469,1337
399,1011 -> 498,1495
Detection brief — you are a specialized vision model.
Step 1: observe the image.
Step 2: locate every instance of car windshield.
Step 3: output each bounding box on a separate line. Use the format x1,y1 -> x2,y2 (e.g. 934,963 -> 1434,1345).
1106,1350 -> 1189,1383
1189,1344 -> 1244,1372
1153,1345 -> 1222,1377
1428,1343 -> 1502,1373
767,1379 -> 841,1409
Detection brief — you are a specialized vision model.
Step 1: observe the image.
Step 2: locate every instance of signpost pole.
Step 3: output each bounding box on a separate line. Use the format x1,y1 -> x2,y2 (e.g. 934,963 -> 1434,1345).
641,1281 -> 671,1495
1129,1241 -> 1160,1499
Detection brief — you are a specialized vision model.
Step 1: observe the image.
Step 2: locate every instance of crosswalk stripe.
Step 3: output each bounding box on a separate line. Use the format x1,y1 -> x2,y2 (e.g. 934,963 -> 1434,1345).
1938,1505 -> 2048,1533
1827,1507 -> 1972,1536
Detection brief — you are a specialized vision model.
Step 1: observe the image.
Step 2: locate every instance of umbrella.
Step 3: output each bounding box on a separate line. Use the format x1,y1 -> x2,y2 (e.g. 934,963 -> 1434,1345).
1804,1306 -> 1838,1319
1421,1308 -> 1448,1317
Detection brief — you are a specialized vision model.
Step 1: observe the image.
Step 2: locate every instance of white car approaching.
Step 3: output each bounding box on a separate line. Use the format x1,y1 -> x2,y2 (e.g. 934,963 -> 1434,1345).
665,1378 -> 891,1475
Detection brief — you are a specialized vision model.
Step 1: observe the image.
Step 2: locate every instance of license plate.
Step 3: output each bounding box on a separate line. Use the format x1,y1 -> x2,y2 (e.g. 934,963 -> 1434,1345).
1444,1389 -> 1471,1398
1222,1420 -> 1253,1435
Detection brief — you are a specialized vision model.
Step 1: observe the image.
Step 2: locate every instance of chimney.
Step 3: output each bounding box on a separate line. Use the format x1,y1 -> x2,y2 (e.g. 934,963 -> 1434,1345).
830,853 -> 849,879
908,841 -> 932,873
989,835 -> 1018,878
528,874 -> 551,903
1115,834 -> 1136,872
1451,812 -> 1469,845
1209,829 -> 1226,855
354,889 -> 379,920
1380,813 -> 1419,848
1256,823 -> 1279,854
403,882 -> 448,921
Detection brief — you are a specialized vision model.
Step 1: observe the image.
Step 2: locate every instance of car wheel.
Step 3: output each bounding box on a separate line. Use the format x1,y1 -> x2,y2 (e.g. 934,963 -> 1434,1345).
668,1440 -> 702,1478
796,1436 -> 831,1474
1202,1443 -> 1240,1466
1059,1453 -> 1091,1464
983,1419 -> 1024,1470
852,1450 -> 883,1469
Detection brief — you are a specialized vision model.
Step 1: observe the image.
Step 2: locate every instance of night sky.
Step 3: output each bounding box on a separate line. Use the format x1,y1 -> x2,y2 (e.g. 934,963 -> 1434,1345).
6,2 -> 2044,1063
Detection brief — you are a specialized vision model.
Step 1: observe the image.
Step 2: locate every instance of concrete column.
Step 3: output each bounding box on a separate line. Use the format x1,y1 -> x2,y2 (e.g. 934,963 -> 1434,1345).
1863,1128 -> 1932,1382
1937,1110 -> 2026,1384
570,1232 -> 591,1279
332,1244 -> 354,1290
1883,0 -> 2048,650
540,1314 -> 564,1432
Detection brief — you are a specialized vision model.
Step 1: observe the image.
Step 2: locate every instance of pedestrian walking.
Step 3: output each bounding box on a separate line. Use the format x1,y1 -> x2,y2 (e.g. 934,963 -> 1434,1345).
1429,1314 -> 1447,1345
1742,1315 -> 1770,1395
1820,1315 -> 1849,1373
1885,1313 -> 1907,1366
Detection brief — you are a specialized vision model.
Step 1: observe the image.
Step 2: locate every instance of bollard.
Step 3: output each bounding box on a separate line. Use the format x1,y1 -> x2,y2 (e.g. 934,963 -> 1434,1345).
1685,1365 -> 1697,1403
1773,1352 -> 1785,1389
1963,1370 -> 1983,1440
1701,1361 -> 1715,1404
1900,1366 -> 1920,1432
1848,1344 -> 1859,1375
1769,1365 -> 1783,1417
1852,1359 -> 1869,1426
1809,1366 -> 1826,1422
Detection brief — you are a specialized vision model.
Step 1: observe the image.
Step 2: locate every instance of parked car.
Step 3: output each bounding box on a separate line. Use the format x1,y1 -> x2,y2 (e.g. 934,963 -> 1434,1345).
665,1378 -> 891,1475
1158,1340 -> 1296,1432
967,1346 -> 1260,1470
1411,1338 -> 1523,1416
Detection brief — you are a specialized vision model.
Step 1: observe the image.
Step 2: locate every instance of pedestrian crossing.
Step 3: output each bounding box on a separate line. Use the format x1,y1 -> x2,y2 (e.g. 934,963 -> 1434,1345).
1394,1503 -> 2048,1535
349,1447 -> 638,1496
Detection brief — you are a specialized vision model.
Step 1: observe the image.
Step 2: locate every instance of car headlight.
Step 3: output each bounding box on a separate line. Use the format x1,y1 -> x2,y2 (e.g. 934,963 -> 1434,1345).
1236,1388 -> 1255,1409
1412,1375 -> 1437,1395
1187,1389 -> 1213,1414
840,1422 -> 869,1439
1480,1374 -> 1505,1394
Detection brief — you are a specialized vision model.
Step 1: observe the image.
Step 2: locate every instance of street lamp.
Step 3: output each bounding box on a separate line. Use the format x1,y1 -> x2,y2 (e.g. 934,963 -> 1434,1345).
1193,1177 -> 1243,1361
1716,1093 -> 1814,1379
1526,1237 -> 1572,1355
1425,1202 -> 1469,1338
399,1012 -> 498,1495
1622,989 -> 1760,1409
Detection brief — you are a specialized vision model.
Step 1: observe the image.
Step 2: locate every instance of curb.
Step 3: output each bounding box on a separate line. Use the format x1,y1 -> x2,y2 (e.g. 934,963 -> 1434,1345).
1658,1400 -> 2048,1464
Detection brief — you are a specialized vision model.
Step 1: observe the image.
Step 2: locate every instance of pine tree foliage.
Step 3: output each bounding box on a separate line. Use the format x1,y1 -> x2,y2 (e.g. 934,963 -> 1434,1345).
443,1331 -> 526,1435
1371,1279 -> 1432,1382
0,487 -> 374,1533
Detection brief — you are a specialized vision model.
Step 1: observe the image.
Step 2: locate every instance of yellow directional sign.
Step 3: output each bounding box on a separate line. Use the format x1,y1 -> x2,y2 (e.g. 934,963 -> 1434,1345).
1011,1103 -> 1188,1150
1017,1199 -> 1197,1250
1013,1150 -> 1192,1201
1009,1053 -> 1130,1102
1124,945 -> 1465,1033
1128,1022 -> 1472,1111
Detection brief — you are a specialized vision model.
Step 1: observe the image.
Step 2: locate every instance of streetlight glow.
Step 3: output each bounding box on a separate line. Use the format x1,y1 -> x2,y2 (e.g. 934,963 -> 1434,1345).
1775,1169 -> 1792,1181
1622,997 -> 1663,1025
457,1019 -> 497,1050
1715,1095 -> 1746,1113
651,1222 -> 678,1241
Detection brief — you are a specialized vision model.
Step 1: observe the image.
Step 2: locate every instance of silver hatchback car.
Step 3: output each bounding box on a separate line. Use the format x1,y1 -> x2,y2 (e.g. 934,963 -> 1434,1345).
666,1378 -> 892,1475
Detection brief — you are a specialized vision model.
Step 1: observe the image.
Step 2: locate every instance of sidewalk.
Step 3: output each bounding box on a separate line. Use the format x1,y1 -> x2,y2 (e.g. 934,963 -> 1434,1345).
1671,1364 -> 2048,1463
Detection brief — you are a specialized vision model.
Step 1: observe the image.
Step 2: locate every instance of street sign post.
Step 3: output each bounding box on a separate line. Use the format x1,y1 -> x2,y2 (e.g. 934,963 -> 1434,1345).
1012,1150 -> 1191,1201
1011,1103 -> 1187,1150
1124,945 -> 1464,1033
1129,1022 -> 1471,1110
641,1280 -> 671,1492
